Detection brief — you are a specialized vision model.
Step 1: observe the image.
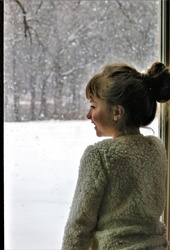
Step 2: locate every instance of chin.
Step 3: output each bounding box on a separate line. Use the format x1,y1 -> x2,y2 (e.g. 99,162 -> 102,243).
95,128 -> 108,137
96,131 -> 105,137
96,131 -> 113,138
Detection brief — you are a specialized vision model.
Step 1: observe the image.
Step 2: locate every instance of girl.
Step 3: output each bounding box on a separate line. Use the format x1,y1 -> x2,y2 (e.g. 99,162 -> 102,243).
61,62 -> 170,250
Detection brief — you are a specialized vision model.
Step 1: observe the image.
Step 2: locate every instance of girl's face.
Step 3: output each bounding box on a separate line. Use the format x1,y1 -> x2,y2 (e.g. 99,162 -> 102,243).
86,97 -> 115,137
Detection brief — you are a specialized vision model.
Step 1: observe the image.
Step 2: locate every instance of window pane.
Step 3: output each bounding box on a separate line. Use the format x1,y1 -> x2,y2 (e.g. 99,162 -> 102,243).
4,1 -> 160,249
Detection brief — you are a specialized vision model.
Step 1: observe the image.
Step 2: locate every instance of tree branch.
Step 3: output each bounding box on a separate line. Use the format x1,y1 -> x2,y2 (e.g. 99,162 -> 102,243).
115,0 -> 133,23
14,0 -> 29,38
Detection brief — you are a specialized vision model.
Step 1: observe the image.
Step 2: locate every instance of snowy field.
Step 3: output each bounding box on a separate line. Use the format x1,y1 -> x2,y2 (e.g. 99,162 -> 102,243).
4,119 -> 158,250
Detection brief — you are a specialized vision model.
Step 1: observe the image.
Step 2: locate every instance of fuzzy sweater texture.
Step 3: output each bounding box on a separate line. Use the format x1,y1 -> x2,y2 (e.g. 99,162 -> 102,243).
61,134 -> 167,250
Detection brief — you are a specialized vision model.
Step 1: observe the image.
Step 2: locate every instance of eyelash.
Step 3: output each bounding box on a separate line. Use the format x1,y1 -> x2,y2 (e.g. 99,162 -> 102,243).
90,105 -> 95,109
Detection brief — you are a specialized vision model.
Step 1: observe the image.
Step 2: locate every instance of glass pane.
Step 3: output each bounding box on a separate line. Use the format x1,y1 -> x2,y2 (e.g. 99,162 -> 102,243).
4,1 -> 160,249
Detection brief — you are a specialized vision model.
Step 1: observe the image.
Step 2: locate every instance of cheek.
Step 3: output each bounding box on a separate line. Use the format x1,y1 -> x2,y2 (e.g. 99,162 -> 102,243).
101,111 -> 114,128
93,110 -> 111,128
92,111 -> 103,124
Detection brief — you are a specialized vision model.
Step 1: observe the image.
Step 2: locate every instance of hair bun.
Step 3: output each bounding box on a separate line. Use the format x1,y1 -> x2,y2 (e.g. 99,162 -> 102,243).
146,62 -> 170,103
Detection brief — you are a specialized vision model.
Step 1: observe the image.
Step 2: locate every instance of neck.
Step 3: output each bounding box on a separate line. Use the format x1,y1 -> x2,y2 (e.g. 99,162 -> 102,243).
113,127 -> 140,138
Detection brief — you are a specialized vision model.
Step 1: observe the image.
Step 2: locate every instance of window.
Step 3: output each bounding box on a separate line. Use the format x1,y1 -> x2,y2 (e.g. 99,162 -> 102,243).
4,1 -> 166,249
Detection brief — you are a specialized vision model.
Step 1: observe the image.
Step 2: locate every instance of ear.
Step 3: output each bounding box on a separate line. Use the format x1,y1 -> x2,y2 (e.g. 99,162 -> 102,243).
113,105 -> 125,121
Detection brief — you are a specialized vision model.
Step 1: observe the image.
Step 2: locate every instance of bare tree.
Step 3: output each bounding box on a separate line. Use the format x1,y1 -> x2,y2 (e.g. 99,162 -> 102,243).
4,0 -> 159,121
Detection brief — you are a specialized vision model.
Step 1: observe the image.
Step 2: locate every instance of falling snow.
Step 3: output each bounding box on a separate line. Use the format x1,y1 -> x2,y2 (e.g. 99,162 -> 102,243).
4,119 -> 158,250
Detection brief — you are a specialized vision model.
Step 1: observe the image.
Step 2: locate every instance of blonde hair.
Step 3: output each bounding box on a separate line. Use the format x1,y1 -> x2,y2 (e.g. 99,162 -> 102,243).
86,62 -> 170,127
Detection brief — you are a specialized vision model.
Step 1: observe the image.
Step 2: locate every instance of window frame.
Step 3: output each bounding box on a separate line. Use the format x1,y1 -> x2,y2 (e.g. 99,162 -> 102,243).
160,0 -> 170,248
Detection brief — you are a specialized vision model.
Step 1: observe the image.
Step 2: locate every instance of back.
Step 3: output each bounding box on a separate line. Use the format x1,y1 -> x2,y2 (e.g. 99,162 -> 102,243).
61,134 -> 167,250
92,134 -> 167,249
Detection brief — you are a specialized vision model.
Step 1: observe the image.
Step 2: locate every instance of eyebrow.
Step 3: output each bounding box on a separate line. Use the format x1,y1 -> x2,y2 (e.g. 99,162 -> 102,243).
90,96 -> 96,102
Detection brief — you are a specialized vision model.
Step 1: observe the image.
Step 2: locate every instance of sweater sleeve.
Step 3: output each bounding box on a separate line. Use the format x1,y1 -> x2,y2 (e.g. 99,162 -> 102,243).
61,145 -> 107,250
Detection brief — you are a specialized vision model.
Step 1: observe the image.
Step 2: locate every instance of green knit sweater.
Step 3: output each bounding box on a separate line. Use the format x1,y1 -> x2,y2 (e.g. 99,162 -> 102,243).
61,134 -> 167,250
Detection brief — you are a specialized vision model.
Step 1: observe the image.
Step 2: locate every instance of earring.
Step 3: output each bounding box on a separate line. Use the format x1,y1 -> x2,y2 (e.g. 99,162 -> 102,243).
113,115 -> 118,121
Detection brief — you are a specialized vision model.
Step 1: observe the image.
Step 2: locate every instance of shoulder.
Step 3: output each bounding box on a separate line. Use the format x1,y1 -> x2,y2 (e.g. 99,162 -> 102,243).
145,135 -> 166,150
145,135 -> 166,155
80,139 -> 112,162
146,135 -> 164,145
82,135 -> 166,159
81,137 -> 128,162
83,139 -> 113,154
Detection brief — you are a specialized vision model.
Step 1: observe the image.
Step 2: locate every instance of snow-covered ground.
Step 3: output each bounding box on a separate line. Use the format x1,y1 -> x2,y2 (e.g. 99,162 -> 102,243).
4,119 -> 158,250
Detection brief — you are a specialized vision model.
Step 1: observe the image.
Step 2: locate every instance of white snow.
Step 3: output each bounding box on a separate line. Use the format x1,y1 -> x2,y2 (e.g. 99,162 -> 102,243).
4,119 -> 158,250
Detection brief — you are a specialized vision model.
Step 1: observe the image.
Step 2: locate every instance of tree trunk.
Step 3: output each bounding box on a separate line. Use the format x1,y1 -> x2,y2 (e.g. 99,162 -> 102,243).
39,77 -> 47,120
30,77 -> 36,120
13,45 -> 20,122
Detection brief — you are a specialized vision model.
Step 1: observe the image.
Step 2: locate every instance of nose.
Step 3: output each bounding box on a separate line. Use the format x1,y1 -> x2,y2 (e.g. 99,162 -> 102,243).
86,109 -> 91,119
